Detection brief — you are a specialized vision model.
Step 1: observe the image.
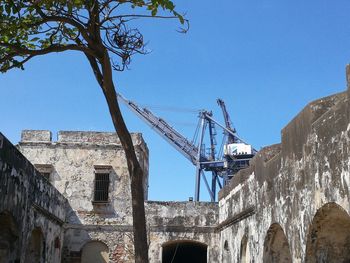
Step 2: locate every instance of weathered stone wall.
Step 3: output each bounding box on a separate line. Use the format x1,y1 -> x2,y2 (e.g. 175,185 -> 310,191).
146,201 -> 219,263
18,130 -> 219,262
218,89 -> 350,262
19,130 -> 149,225
19,131 -> 149,262
0,132 -> 67,263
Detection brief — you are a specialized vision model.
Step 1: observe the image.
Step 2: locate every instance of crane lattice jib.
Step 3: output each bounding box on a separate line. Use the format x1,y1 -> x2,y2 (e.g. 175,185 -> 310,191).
217,98 -> 236,143
117,93 -> 202,165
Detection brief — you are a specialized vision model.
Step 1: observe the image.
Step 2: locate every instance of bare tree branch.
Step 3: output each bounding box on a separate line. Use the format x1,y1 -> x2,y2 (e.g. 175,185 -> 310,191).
0,42 -> 93,56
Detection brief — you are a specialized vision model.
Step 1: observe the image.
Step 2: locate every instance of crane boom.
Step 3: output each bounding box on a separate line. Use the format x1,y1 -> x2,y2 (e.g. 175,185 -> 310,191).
217,98 -> 236,143
117,93 -> 201,165
117,92 -> 256,201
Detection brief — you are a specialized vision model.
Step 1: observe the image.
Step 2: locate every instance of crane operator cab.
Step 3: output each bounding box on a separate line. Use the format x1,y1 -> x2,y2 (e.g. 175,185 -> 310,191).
223,142 -> 255,183
224,143 -> 253,156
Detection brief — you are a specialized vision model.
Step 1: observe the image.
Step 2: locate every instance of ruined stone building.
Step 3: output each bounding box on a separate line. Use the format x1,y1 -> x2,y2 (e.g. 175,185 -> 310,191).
1,70 -> 350,262
1,131 -> 218,263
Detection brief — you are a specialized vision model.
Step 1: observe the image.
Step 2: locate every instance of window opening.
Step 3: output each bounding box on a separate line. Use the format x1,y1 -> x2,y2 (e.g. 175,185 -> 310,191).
94,173 -> 109,202
34,164 -> 53,181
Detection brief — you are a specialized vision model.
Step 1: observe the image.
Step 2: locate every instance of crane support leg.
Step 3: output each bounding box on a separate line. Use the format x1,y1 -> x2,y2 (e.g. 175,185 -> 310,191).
195,116 -> 206,201
195,167 -> 201,201
202,171 -> 215,201
216,176 -> 223,189
211,172 -> 217,202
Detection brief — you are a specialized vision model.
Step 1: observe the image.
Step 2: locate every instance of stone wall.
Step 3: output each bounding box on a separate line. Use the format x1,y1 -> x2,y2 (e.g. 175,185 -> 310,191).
146,201 -> 219,262
19,130 -> 149,262
19,130 -> 149,225
0,132 -> 67,263
18,130 -> 219,262
217,88 -> 350,263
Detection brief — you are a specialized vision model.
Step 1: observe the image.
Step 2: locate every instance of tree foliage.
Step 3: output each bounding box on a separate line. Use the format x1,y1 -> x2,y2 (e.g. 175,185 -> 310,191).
0,0 -> 186,72
0,1 -> 186,263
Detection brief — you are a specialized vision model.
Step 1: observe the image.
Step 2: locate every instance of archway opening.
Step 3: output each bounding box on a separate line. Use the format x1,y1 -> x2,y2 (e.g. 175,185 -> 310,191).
263,223 -> 292,263
0,211 -> 19,263
240,235 -> 249,263
222,239 -> 231,263
305,202 -> 350,263
162,240 -> 207,263
81,241 -> 109,263
25,227 -> 44,263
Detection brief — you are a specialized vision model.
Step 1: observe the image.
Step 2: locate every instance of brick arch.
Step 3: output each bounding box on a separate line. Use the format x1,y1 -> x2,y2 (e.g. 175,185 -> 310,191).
81,240 -> 109,263
263,223 -> 292,263
0,211 -> 19,263
162,239 -> 207,263
305,202 -> 350,263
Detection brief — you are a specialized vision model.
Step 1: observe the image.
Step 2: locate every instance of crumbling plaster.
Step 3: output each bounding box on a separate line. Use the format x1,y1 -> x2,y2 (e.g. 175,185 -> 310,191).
19,130 -> 149,226
218,89 -> 350,262
146,201 -> 219,262
18,131 -> 220,262
0,132 -> 67,263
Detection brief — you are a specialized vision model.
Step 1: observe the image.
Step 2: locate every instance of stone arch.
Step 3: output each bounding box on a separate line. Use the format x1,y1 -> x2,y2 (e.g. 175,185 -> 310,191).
0,211 -> 19,263
263,223 -> 292,263
240,234 -> 249,263
53,236 -> 61,263
222,239 -> 231,263
162,240 -> 207,263
305,202 -> 350,263
81,240 -> 109,263
25,227 -> 45,263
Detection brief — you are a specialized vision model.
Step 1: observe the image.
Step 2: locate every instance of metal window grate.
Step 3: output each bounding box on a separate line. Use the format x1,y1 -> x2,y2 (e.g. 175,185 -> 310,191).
94,173 -> 109,202
41,172 -> 50,180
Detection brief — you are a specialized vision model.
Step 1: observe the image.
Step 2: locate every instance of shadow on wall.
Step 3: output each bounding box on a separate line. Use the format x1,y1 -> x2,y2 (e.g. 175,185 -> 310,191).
63,200 -> 132,262
162,240 -> 208,263
80,241 -> 109,263
24,228 -> 45,263
263,223 -> 292,263
305,202 -> 350,263
0,211 -> 20,263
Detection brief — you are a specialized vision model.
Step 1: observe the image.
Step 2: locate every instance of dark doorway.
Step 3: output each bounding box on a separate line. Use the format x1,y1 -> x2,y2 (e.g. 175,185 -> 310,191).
305,202 -> 350,263
25,228 -> 44,263
0,211 -> 19,263
162,240 -> 207,263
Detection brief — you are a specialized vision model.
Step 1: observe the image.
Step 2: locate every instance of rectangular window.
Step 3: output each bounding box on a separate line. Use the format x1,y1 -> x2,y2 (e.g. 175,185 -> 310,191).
94,173 -> 109,202
34,164 -> 53,182
41,172 -> 51,180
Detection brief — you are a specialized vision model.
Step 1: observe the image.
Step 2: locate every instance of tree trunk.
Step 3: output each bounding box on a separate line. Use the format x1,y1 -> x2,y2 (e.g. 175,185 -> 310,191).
99,51 -> 149,263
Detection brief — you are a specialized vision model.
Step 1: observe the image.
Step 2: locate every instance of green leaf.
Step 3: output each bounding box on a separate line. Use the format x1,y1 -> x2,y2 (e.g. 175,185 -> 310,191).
151,8 -> 157,16
5,5 -> 11,15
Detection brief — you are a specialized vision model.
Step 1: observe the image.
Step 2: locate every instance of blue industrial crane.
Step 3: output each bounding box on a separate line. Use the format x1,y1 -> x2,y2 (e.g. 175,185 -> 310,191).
117,93 -> 256,202
217,98 -> 236,144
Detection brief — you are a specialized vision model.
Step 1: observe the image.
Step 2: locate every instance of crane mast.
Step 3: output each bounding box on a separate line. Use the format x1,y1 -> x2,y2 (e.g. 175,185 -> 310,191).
117,93 -> 255,202
117,93 -> 204,165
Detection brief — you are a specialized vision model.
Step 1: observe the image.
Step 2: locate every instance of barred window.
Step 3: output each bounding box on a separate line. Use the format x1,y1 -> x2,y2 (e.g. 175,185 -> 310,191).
41,172 -> 51,180
34,164 -> 53,182
94,173 -> 109,202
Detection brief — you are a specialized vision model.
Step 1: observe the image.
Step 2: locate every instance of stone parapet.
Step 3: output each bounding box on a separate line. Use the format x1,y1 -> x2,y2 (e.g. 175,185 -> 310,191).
21,130 -> 52,142
146,201 -> 219,227
58,131 -> 121,144
20,130 -> 147,150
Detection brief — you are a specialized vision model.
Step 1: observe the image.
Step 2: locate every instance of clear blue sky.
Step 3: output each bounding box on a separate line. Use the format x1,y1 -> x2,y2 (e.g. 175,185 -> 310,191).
1,0 -> 350,201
